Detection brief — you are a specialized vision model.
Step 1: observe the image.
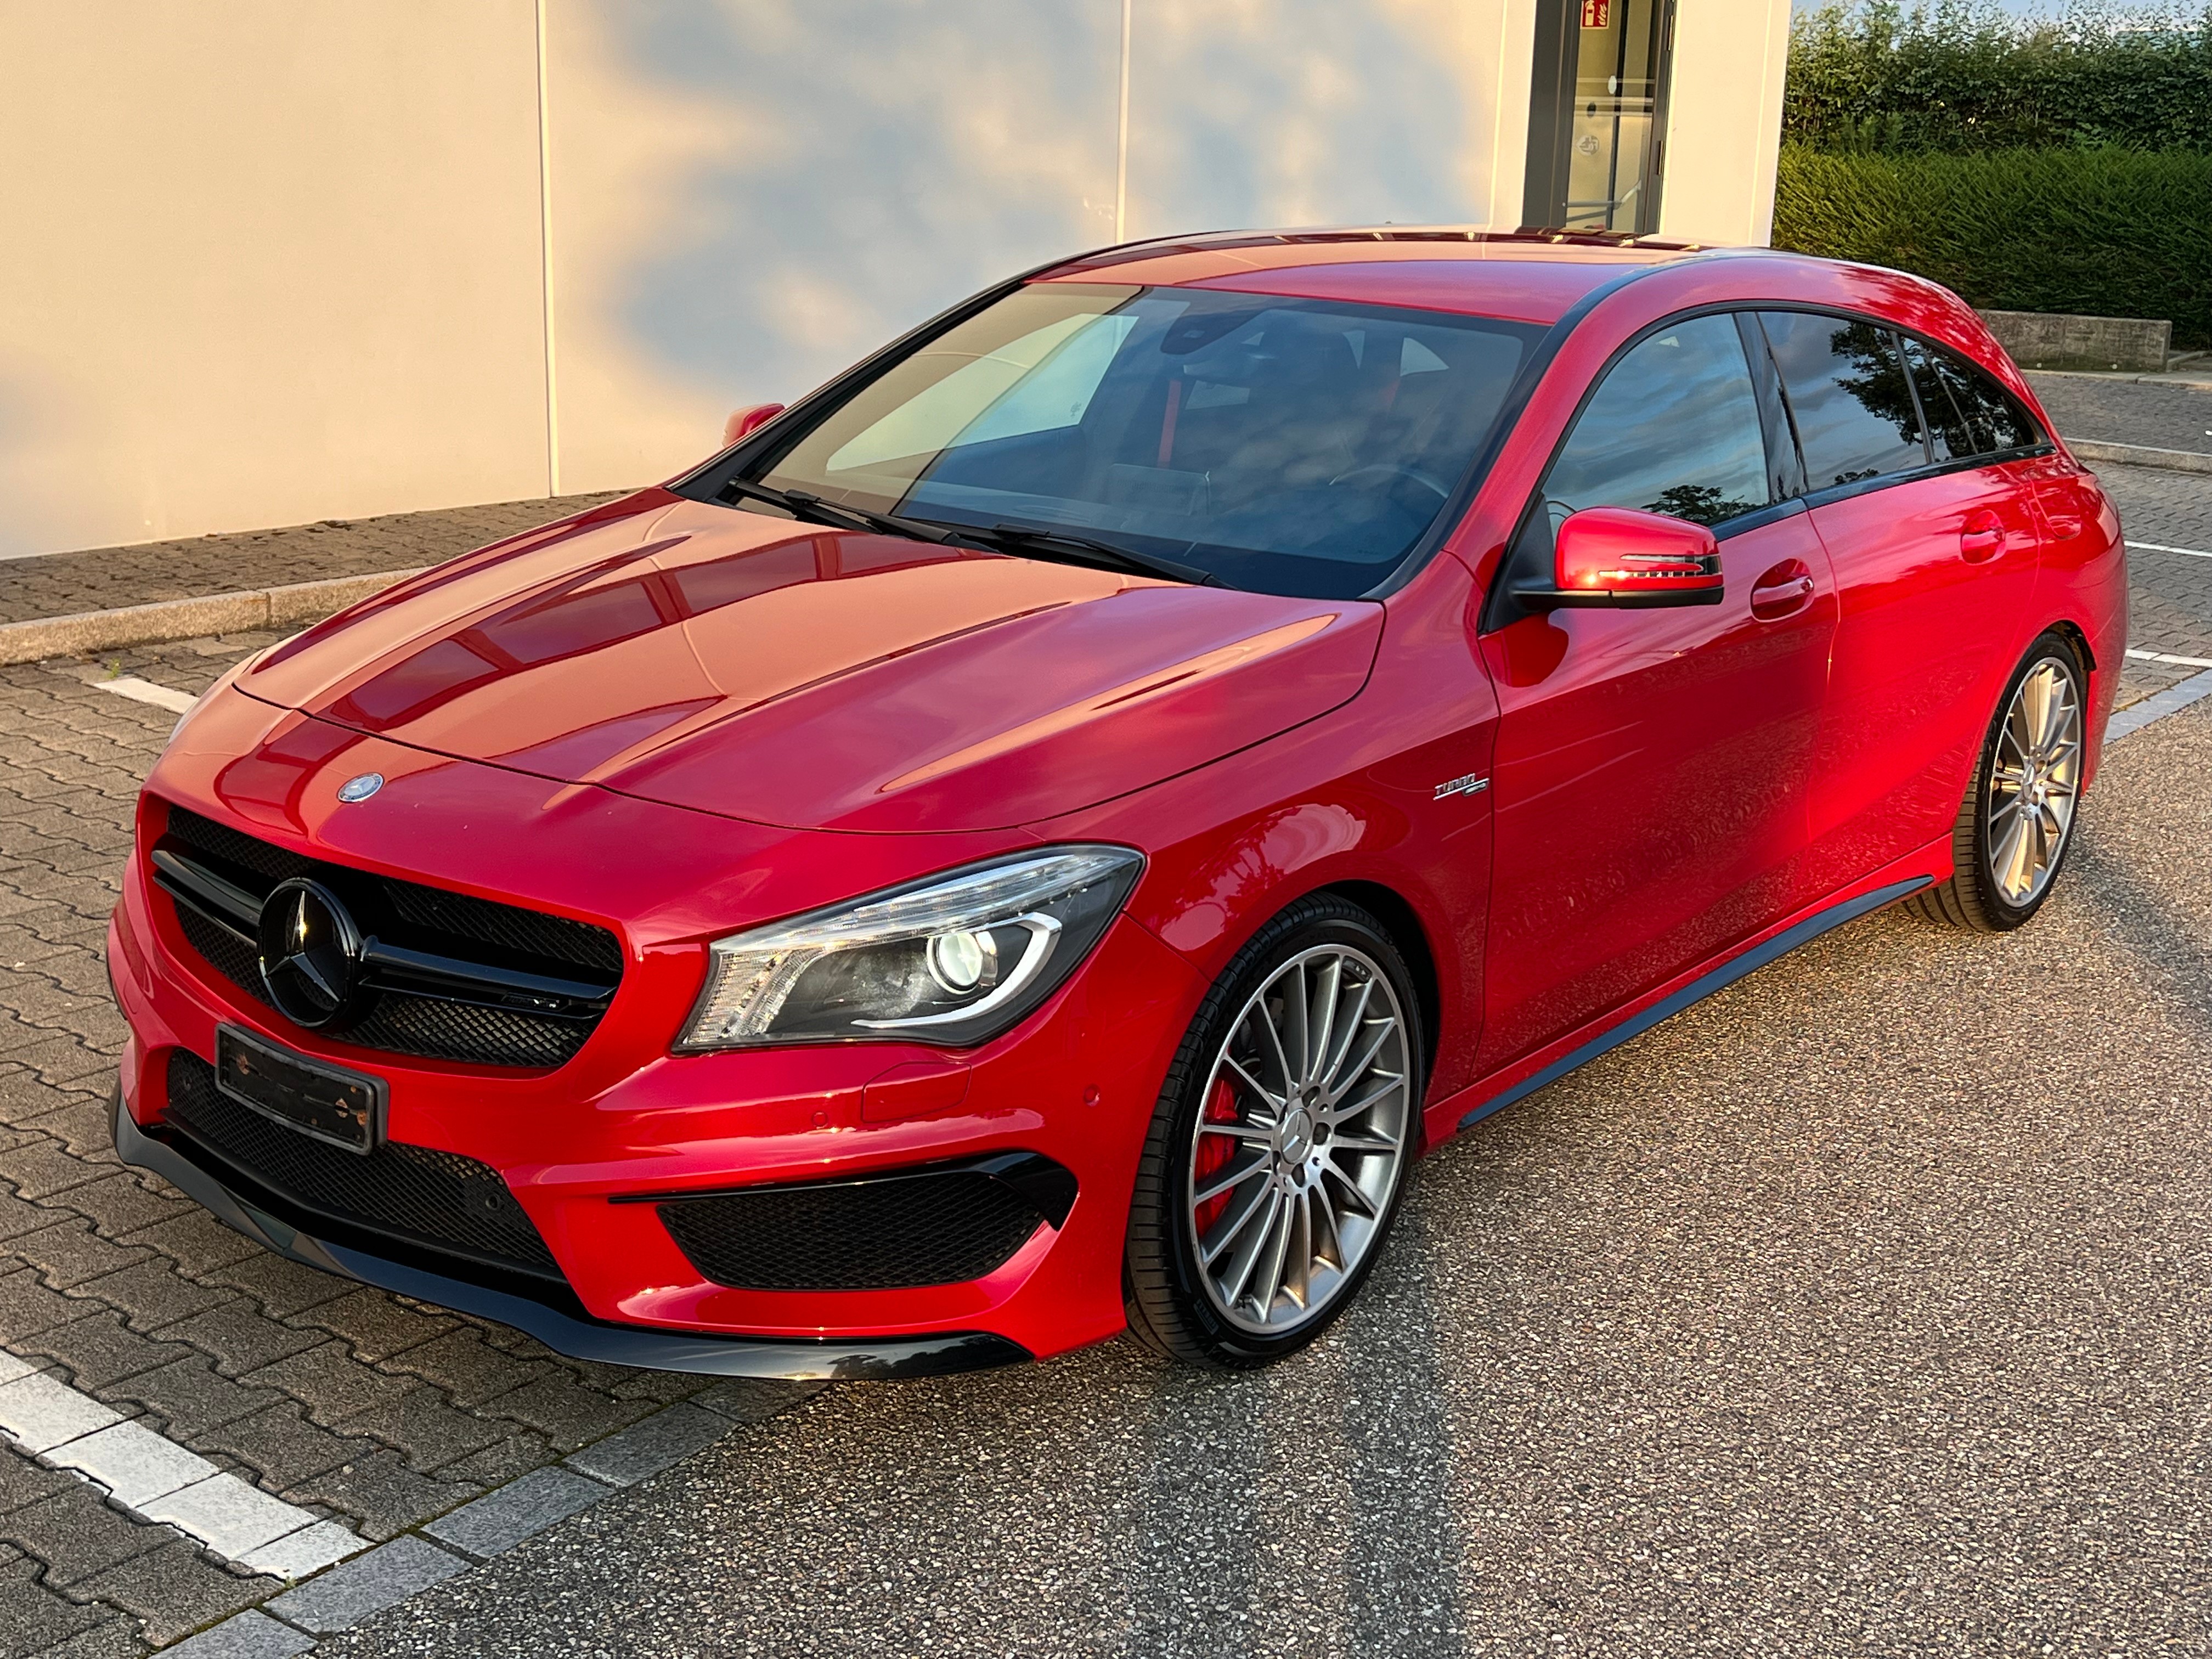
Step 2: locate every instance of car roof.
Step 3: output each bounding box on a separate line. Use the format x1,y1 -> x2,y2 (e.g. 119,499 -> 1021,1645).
1034,227 -> 1735,326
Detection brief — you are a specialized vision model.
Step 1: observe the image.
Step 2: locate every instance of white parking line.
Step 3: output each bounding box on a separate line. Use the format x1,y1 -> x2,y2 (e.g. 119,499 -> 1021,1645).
2125,647 -> 2212,669
0,1347 -> 365,1579
2128,540 -> 2212,560
93,674 -> 199,714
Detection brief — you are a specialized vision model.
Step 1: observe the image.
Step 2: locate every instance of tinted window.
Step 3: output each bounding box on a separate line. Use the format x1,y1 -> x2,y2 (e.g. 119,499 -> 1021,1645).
727,283 -> 1541,600
1903,336 -> 2046,461
1540,313 -> 1770,527
1760,311 -> 1927,490
1901,335 -> 1979,461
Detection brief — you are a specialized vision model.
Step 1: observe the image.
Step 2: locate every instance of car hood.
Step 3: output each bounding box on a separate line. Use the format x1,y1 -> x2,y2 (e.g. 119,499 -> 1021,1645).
236,494 -> 1384,833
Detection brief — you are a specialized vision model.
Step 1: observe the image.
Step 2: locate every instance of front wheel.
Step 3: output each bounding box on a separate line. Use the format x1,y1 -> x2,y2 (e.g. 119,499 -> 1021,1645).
1910,631 -> 2087,932
1124,895 -> 1424,1369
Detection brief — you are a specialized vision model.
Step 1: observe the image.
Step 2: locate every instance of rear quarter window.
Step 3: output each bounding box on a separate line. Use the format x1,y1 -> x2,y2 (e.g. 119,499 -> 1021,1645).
1759,311 -> 1928,491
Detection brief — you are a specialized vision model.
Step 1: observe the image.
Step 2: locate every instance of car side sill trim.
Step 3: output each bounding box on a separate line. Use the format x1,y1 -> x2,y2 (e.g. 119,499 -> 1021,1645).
1456,876 -> 1929,1132
111,1091 -> 1032,1381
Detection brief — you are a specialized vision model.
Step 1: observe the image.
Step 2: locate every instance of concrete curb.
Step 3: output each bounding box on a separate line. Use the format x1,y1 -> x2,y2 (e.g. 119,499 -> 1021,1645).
2029,366 -> 2212,390
2070,439 -> 2212,476
0,567 -> 425,666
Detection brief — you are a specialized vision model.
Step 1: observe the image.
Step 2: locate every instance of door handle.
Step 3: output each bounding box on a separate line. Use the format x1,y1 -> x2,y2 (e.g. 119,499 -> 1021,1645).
1960,509 -> 2006,562
1750,560 -> 1814,620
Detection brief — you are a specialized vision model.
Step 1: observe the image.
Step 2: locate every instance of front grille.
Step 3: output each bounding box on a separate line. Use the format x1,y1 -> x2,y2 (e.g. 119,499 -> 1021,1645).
154,803 -> 620,1069
651,1156 -> 1074,1291
163,1049 -> 561,1280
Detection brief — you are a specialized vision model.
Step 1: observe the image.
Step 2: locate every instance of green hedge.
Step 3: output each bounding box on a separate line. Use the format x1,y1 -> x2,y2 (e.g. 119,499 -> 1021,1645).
1786,2 -> 2212,154
1771,144 -> 2212,349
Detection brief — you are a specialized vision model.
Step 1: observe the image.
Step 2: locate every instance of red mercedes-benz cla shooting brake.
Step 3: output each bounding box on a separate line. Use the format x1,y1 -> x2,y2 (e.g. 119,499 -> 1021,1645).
110,229 -> 2124,1375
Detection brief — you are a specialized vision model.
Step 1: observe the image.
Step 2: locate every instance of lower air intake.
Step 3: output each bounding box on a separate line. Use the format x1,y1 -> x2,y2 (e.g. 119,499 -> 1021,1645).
649,1153 -> 1076,1293
162,1049 -> 562,1281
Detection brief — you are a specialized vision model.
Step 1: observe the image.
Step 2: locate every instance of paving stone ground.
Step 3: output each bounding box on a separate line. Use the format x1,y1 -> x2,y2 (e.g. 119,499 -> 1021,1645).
2027,369 -> 2212,459
0,654 -> 741,1656
0,495 -> 629,627
2098,466 -> 2212,664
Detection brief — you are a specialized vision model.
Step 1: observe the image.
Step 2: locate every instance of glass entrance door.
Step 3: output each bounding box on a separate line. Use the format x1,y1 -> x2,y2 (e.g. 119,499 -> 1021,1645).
1522,0 -> 1675,235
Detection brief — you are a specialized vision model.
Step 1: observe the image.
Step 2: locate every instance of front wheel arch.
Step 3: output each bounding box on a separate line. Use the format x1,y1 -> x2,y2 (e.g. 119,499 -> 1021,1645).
1317,878 -> 1441,1112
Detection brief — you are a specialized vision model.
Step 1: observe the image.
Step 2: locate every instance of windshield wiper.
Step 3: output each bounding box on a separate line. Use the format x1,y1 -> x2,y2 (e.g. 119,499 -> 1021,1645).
972,522 -> 1223,588
721,479 -> 1221,588
721,478 -> 978,551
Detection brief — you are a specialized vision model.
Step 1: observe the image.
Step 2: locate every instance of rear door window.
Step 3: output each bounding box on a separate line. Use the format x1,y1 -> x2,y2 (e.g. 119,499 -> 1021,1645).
1759,311 -> 1928,492
1541,313 -> 1772,528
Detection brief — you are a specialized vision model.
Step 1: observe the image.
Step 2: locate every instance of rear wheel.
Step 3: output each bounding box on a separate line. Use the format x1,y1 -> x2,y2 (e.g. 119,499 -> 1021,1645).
1910,631 -> 2086,932
1124,895 -> 1423,1369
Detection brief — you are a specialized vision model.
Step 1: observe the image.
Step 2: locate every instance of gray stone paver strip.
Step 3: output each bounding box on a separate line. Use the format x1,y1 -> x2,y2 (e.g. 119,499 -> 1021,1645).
562,1402 -> 731,1488
264,1534 -> 469,1635
160,1609 -> 313,1659
423,1464 -> 608,1560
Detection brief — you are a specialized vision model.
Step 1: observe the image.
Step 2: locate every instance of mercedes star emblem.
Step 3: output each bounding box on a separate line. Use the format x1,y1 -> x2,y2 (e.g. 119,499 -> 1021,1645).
337,772 -> 385,803
257,878 -> 371,1030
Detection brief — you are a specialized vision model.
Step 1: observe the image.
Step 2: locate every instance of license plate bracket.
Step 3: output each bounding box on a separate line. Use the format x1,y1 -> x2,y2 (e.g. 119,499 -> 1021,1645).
213,1026 -> 385,1155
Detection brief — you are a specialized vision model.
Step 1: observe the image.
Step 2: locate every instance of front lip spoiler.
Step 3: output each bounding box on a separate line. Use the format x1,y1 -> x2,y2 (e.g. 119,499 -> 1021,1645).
111,1090 -> 1032,1381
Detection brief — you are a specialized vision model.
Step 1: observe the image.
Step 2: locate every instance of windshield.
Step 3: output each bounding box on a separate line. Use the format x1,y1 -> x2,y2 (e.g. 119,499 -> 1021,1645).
697,283 -> 1541,599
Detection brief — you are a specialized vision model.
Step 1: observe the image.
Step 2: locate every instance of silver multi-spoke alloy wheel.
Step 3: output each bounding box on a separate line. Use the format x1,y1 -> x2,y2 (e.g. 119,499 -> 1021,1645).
1184,945 -> 1411,1336
1986,655 -> 2083,907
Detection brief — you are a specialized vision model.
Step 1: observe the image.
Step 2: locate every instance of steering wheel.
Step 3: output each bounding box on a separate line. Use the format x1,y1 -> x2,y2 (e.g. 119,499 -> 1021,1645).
1329,464 -> 1452,505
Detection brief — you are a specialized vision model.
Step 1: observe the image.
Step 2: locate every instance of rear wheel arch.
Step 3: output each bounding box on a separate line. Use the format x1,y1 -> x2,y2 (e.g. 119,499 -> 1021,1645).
2044,618 -> 2095,674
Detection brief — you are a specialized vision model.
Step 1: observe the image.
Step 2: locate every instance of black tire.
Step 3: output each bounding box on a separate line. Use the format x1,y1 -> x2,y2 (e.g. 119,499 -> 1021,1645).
1123,893 -> 1426,1369
1908,630 -> 2087,933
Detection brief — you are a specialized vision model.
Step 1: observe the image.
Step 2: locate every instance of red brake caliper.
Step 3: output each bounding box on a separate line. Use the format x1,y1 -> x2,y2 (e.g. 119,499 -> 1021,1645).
1192,1075 -> 1241,1235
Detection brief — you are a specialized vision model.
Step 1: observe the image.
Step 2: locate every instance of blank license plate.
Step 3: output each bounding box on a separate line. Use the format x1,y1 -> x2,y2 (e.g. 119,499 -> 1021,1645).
215,1026 -> 385,1155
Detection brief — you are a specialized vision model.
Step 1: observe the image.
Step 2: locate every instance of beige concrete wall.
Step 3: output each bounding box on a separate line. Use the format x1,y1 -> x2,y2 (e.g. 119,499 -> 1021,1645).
1658,0 -> 1797,246
1124,0 -> 1525,238
0,0 -> 1791,562
0,1 -> 551,559
542,0 -> 1122,498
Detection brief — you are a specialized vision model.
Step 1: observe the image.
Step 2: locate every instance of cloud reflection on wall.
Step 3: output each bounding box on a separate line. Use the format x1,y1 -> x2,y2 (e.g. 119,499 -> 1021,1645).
603,0 -> 1120,405
1127,0 -> 1494,237
552,0 -> 1506,494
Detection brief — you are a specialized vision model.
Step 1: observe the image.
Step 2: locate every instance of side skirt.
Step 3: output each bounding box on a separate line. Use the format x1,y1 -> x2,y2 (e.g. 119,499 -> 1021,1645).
1447,874 -> 1931,1135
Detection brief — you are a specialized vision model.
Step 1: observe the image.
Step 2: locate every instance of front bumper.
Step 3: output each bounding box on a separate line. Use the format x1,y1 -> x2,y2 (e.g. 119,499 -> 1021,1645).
112,1087 -> 1025,1380
111,727 -> 1206,1369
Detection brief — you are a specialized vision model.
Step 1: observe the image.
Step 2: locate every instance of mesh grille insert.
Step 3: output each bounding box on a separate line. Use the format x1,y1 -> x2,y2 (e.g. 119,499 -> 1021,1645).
346,995 -> 589,1069
156,801 -> 620,1069
166,807 -> 314,885
656,1166 -> 1052,1292
163,1048 -> 561,1279
176,906 -> 271,1008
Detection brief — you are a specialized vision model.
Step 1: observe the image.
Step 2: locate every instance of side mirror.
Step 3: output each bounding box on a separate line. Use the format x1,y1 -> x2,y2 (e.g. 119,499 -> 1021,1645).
721,403 -> 786,447
1523,506 -> 1725,610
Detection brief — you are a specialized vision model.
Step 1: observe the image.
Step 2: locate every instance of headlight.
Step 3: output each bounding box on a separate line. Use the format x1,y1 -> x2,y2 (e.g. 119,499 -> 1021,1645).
676,845 -> 1145,1052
